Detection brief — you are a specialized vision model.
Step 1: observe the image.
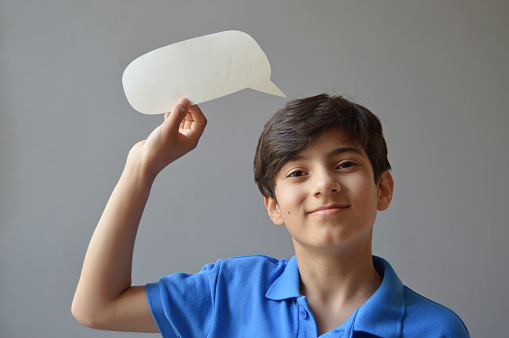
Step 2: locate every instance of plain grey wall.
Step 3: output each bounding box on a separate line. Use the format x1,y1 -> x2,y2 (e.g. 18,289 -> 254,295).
1,1 -> 507,337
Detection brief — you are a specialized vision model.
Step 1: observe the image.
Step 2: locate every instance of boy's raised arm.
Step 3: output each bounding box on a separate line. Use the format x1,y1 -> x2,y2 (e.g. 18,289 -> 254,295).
72,98 -> 207,332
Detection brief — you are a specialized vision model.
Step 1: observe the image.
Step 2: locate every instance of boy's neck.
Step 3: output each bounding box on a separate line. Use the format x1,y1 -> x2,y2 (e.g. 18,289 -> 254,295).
293,238 -> 382,335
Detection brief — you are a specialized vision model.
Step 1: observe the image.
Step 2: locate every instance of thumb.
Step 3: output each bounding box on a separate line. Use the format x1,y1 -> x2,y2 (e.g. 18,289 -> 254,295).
165,97 -> 191,134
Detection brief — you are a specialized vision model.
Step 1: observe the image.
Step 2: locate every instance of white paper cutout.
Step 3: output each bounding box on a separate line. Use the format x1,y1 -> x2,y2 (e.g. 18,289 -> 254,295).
122,30 -> 286,115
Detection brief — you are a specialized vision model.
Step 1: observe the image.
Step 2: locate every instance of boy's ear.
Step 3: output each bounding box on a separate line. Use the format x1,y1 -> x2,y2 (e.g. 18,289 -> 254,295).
377,170 -> 394,211
264,196 -> 285,226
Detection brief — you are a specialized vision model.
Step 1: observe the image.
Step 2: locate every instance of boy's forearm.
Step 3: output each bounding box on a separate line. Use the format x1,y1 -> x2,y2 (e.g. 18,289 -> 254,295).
72,161 -> 154,324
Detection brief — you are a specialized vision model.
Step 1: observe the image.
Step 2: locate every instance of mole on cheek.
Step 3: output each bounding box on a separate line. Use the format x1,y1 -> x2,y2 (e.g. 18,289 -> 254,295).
288,211 -> 290,214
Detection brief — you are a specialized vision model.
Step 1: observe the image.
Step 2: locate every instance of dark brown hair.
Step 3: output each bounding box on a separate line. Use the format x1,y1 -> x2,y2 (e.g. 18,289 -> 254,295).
253,93 -> 391,199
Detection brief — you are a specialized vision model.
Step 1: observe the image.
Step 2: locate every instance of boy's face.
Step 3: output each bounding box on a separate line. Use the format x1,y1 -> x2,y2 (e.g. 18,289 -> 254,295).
264,128 -> 393,254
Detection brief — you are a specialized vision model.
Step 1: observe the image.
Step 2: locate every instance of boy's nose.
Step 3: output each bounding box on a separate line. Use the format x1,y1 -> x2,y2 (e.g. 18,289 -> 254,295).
311,169 -> 341,197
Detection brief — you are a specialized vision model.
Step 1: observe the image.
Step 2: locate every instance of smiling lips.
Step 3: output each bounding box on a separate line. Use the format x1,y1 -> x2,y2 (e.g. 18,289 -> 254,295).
307,205 -> 349,215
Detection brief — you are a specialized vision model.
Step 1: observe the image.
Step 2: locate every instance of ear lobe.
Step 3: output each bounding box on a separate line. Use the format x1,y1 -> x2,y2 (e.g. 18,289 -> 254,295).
264,196 -> 285,226
377,171 -> 394,211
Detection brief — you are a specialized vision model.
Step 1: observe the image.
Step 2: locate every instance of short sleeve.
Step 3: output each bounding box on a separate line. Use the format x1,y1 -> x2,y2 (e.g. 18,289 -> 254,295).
146,261 -> 221,338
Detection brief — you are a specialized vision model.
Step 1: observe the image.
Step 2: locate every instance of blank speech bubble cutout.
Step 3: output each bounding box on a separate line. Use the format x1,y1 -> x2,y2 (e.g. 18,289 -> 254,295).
122,30 -> 286,115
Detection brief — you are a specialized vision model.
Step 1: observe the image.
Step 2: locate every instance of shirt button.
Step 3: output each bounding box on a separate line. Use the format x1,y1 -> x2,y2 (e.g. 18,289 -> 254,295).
300,309 -> 308,319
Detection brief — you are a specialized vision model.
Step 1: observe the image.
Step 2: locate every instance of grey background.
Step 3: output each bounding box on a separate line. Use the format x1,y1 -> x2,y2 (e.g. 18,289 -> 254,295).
1,1 -> 507,337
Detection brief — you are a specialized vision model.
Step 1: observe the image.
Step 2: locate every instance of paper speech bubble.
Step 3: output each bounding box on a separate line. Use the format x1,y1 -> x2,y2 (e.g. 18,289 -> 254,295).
122,30 -> 285,114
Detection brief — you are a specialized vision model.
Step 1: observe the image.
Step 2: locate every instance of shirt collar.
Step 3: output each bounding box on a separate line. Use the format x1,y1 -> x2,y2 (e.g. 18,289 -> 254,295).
353,256 -> 405,337
265,255 -> 301,300
265,255 -> 405,337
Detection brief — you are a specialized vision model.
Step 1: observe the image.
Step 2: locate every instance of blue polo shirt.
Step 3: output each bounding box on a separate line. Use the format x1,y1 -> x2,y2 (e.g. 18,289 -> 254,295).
146,255 -> 469,337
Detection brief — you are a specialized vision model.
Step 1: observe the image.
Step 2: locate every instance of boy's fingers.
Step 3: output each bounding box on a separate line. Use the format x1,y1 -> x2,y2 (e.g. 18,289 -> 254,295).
165,98 -> 191,134
183,112 -> 194,130
188,104 -> 206,123
188,104 -> 207,134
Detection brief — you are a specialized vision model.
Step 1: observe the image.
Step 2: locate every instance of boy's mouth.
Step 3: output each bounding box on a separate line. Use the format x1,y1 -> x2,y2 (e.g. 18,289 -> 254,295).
307,204 -> 349,215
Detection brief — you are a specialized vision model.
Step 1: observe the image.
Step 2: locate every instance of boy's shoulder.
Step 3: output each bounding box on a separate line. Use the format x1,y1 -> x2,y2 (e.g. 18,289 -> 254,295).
368,256 -> 469,337
194,254 -> 289,277
208,254 -> 288,268
223,254 -> 286,264
402,285 -> 469,336
209,254 -> 289,276
193,254 -> 292,297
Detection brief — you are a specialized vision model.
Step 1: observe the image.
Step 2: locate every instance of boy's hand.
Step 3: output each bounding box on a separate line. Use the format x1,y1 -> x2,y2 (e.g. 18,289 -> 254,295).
127,97 -> 207,179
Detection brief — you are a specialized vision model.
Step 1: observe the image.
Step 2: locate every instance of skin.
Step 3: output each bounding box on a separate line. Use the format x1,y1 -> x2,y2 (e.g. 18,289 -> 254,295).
72,98 -> 207,332
264,129 -> 394,335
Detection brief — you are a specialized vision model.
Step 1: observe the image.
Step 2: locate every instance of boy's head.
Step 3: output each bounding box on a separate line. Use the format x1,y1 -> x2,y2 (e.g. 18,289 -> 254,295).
254,93 -> 391,200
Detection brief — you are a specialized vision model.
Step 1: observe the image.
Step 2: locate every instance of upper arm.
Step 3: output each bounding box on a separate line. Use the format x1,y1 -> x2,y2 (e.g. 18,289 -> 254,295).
73,286 -> 159,333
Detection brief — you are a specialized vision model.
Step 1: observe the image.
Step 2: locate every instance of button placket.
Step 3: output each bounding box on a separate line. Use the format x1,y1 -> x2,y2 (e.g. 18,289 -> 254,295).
296,296 -> 318,337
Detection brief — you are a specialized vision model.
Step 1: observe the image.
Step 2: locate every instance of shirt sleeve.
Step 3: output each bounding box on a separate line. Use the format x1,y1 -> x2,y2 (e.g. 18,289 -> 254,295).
146,261 -> 221,338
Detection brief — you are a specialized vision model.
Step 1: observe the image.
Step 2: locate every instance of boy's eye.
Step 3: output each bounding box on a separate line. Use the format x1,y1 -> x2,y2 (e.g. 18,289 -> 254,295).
287,170 -> 306,177
337,161 -> 357,169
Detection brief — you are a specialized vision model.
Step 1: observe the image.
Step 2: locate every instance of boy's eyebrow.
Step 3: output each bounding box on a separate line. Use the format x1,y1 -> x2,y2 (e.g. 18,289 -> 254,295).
289,147 -> 363,162
328,147 -> 363,157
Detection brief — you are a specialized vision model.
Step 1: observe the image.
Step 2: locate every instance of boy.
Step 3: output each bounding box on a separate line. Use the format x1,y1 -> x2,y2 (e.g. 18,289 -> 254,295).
72,94 -> 469,337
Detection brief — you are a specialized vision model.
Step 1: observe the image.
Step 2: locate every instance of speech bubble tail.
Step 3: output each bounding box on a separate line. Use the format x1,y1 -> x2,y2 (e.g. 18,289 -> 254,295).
250,81 -> 286,98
